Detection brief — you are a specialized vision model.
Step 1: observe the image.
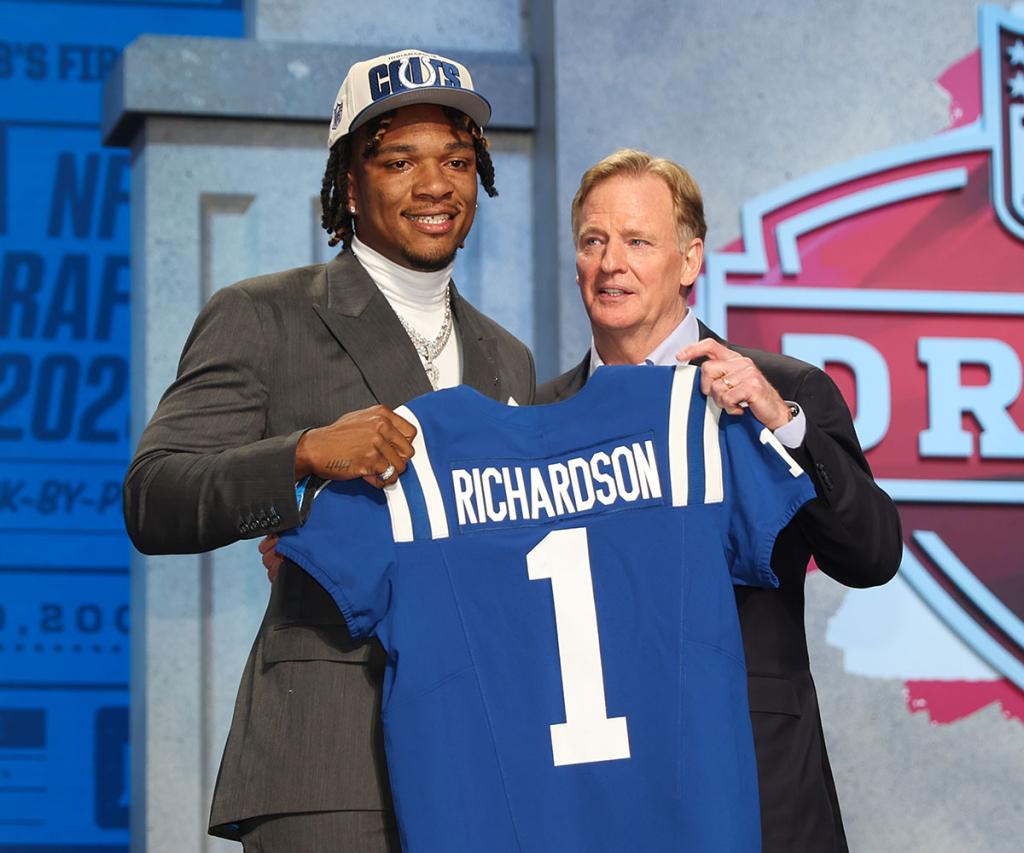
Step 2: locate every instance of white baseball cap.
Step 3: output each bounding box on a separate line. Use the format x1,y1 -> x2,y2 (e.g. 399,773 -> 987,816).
327,49 -> 492,149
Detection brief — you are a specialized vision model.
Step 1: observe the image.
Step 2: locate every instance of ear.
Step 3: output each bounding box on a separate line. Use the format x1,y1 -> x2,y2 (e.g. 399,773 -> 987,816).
345,168 -> 358,211
680,237 -> 704,286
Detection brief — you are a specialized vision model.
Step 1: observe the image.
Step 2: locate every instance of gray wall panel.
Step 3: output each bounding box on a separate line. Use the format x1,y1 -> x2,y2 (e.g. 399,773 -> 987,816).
547,0 -> 984,372
249,0 -> 525,49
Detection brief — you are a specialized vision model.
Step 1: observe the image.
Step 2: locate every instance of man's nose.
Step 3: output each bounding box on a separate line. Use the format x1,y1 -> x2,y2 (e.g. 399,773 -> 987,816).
600,239 -> 626,273
413,160 -> 454,198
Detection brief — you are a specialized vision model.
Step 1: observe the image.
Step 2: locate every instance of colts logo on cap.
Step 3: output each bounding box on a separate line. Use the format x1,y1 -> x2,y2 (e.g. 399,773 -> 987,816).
331,100 -> 344,130
368,55 -> 463,102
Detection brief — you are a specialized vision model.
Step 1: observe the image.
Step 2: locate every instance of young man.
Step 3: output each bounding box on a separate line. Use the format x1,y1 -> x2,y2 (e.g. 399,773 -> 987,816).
540,149 -> 902,853
124,50 -> 534,852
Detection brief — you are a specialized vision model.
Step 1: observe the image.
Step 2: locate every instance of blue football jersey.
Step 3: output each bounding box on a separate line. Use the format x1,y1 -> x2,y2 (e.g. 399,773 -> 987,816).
277,364 -> 815,853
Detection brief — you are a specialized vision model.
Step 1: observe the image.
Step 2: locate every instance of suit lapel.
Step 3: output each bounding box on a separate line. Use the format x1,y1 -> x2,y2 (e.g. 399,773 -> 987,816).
314,252 -> 432,410
690,319 -> 728,367
452,285 -> 503,401
696,320 -> 727,346
313,254 -> 506,408
552,355 -> 590,400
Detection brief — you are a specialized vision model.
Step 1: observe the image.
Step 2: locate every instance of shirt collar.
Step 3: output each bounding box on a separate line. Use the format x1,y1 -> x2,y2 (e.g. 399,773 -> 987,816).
589,309 -> 700,374
350,234 -> 454,308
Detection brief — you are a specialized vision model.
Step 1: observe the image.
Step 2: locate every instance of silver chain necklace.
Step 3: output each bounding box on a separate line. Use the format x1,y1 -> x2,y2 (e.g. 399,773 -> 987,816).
396,286 -> 453,390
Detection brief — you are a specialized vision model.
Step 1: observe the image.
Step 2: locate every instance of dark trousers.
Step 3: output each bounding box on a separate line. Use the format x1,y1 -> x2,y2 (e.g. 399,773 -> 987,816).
239,810 -> 401,853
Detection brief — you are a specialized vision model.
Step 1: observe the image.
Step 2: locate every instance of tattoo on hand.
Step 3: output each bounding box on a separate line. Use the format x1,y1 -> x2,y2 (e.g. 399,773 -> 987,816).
325,458 -> 352,471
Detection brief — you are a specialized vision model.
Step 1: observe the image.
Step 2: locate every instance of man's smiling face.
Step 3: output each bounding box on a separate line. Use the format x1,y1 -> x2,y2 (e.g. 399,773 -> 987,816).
347,104 -> 479,271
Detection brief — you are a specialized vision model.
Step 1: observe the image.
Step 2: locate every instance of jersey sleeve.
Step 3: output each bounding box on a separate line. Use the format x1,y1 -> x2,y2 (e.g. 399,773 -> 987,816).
719,411 -> 816,588
276,479 -> 397,638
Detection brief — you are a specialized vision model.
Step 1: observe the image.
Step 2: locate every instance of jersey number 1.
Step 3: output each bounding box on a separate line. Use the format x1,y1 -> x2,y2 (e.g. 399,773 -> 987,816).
527,527 -> 631,767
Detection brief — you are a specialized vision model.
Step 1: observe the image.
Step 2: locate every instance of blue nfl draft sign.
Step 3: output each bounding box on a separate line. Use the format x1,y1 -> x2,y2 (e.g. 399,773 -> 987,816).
701,5 -> 1024,722
0,2 -> 241,849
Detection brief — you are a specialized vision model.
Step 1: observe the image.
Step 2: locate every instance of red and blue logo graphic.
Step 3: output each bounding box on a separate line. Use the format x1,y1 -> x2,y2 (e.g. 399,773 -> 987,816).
701,5 -> 1024,721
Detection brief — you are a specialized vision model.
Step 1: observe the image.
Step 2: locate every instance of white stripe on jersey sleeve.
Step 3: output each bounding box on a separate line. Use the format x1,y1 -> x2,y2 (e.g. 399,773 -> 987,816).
759,427 -> 804,477
668,365 -> 696,507
395,405 -> 450,540
704,399 -> 724,504
383,479 -> 414,543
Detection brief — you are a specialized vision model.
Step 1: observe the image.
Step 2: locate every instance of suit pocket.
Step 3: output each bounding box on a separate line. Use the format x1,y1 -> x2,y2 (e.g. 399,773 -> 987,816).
261,622 -> 377,664
747,674 -> 802,717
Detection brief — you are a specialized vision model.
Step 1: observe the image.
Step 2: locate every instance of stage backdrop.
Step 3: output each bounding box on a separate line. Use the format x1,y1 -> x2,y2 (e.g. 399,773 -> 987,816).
0,0 -> 1005,851
0,2 -> 242,851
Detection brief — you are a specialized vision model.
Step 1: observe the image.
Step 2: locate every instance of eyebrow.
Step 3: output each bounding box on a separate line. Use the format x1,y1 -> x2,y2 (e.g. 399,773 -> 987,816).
578,226 -> 606,239
373,140 -> 475,156
620,228 -> 657,241
578,225 -> 656,241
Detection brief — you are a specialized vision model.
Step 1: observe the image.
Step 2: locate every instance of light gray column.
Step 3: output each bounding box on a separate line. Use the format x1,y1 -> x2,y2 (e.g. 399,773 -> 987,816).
129,118 -> 328,853
526,0 -> 562,381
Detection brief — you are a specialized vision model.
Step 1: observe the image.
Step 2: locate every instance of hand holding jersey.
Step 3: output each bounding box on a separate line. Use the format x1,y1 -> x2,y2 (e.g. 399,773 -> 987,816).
259,404 -> 418,583
259,534 -> 284,582
294,404 -> 417,485
677,338 -> 794,428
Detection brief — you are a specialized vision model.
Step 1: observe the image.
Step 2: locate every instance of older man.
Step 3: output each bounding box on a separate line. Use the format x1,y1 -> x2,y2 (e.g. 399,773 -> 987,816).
539,149 -> 902,853
124,51 -> 534,852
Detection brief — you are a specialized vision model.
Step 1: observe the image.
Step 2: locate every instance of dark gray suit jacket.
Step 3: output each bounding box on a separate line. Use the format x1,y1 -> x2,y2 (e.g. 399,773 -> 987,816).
537,321 -> 902,853
123,251 -> 535,839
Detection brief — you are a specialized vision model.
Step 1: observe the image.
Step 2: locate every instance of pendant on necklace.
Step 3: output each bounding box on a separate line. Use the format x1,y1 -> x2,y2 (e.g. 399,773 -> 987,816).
425,361 -> 439,389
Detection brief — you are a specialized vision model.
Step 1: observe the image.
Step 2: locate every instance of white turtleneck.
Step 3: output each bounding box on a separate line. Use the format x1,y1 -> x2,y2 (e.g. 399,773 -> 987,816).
351,235 -> 462,389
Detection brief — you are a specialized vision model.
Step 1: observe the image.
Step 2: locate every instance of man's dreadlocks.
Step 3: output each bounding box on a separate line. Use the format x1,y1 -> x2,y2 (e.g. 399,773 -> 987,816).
319,108 -> 498,250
